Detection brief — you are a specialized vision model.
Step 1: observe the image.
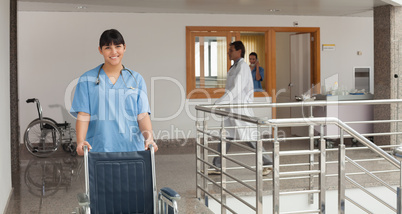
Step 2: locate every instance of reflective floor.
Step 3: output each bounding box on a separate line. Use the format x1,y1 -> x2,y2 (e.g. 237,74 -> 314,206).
6,145 -> 213,214
7,148 -> 86,213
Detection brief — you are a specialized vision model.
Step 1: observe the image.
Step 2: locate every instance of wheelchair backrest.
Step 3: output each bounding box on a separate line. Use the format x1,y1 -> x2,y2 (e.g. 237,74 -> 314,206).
88,150 -> 155,214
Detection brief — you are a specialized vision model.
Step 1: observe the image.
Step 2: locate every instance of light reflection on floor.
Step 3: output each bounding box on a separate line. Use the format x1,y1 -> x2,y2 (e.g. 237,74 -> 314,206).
6,144 -> 213,214
8,149 -> 85,214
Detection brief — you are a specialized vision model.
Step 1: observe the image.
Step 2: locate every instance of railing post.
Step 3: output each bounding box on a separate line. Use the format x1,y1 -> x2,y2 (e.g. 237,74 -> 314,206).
398,187 -> 401,214
220,118 -> 227,214
319,125 -> 326,213
196,110 -> 202,201
398,161 -> 402,214
338,129 -> 345,214
309,124 -> 315,204
202,112 -> 209,205
273,126 -> 280,214
256,124 -> 263,214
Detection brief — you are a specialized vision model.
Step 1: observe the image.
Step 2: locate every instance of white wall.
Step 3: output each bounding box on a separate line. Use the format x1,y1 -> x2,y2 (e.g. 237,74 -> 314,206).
18,12 -> 374,141
1,0 -> 12,211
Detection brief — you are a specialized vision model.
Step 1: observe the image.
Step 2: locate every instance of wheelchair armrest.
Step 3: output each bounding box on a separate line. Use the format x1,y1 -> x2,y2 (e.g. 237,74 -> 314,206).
77,193 -> 90,206
160,187 -> 181,201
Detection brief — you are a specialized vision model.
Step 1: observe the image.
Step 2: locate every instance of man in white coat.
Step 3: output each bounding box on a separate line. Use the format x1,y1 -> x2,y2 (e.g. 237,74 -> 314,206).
211,41 -> 273,176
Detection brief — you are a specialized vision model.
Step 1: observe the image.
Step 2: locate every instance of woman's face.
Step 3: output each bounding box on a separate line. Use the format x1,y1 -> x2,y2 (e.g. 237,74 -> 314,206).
249,55 -> 257,65
98,43 -> 126,67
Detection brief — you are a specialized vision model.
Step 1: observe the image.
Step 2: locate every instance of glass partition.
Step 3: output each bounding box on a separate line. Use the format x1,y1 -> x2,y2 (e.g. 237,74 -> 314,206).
195,36 -> 227,88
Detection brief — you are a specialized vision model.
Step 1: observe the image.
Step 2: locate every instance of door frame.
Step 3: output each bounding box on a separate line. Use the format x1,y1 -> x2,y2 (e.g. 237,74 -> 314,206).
270,27 -> 320,118
185,26 -> 321,102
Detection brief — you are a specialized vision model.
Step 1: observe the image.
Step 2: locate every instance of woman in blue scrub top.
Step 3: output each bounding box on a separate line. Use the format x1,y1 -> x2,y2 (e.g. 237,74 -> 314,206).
70,29 -> 158,155
249,52 -> 264,92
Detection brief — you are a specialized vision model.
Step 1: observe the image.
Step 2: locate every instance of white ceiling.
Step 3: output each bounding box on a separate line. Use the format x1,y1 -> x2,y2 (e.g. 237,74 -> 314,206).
18,0 -> 395,17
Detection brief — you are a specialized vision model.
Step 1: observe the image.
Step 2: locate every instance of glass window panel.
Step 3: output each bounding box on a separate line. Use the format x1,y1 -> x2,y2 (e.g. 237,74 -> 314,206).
204,41 -> 209,77
195,42 -> 200,77
211,42 -> 218,76
195,36 -> 227,88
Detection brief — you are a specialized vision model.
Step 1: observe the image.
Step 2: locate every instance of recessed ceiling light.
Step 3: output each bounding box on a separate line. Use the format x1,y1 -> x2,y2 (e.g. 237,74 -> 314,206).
268,9 -> 280,12
77,6 -> 87,9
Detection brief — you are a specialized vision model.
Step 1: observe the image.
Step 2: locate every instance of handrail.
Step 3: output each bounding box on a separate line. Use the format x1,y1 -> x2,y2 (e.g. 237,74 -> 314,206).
345,156 -> 396,193
195,99 -> 402,213
346,176 -> 396,212
196,105 -> 260,123
196,105 -> 401,168
197,98 -> 402,109
263,117 -> 401,168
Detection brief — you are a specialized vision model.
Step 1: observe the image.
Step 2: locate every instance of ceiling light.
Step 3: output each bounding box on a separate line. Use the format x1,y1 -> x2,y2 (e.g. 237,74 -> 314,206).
77,6 -> 87,9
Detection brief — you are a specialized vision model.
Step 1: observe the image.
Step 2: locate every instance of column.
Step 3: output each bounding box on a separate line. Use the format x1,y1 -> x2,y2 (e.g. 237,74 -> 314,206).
373,5 -> 402,145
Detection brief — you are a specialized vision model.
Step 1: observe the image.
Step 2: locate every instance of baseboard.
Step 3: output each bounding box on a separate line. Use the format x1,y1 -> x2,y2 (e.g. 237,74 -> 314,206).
155,138 -> 196,148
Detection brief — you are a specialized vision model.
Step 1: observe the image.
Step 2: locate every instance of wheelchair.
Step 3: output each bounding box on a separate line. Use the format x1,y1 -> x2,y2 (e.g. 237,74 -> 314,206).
24,98 -> 77,157
76,145 -> 180,214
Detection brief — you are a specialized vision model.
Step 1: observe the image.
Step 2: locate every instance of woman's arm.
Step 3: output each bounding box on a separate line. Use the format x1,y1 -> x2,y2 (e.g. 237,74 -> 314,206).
255,66 -> 262,81
138,112 -> 158,152
76,112 -> 92,156
255,60 -> 262,81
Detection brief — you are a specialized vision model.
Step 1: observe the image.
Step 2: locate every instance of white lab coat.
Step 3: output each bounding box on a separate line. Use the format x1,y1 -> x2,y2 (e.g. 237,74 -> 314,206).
215,58 -> 257,141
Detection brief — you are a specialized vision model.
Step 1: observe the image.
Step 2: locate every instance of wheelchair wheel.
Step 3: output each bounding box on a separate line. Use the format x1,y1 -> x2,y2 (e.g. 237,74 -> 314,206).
24,119 -> 61,157
62,143 -> 77,156
62,128 -> 77,156
31,117 -> 58,125
24,159 -> 62,198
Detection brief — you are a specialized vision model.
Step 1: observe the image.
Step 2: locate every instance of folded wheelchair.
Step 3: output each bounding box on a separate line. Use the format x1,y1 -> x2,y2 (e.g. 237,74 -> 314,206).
24,98 -> 77,157
76,145 -> 180,214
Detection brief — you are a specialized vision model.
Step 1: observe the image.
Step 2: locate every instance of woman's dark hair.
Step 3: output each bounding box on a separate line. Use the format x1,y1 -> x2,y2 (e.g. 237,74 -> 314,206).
249,52 -> 258,59
230,41 -> 245,58
99,29 -> 125,48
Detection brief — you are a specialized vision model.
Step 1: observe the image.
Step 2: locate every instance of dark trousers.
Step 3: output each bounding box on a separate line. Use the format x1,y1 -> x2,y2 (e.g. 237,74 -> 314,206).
212,137 -> 273,168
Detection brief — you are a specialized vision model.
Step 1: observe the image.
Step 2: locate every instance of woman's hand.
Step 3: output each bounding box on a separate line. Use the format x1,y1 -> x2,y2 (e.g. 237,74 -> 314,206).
145,141 -> 158,152
76,141 -> 92,156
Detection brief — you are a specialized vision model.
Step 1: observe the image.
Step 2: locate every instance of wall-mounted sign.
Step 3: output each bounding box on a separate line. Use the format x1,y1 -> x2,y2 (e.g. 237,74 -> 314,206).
322,44 -> 335,51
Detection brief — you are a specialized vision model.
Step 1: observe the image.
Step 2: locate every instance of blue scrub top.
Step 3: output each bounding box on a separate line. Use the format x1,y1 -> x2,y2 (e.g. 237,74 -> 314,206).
70,64 -> 151,152
251,66 -> 264,92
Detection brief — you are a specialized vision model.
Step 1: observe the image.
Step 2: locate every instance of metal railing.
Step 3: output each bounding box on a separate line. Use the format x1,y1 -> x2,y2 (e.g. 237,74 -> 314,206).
195,99 -> 402,213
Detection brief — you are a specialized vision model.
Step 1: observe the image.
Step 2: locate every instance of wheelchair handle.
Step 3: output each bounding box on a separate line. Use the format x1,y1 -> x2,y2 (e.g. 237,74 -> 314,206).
148,144 -> 154,151
26,98 -> 43,120
83,146 -> 89,197
26,98 -> 36,103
